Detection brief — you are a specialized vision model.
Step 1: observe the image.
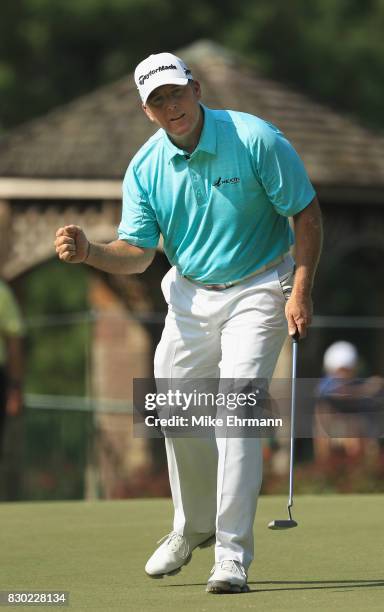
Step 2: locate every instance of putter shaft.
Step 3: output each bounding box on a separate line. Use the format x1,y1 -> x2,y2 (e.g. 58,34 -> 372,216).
288,337 -> 298,515
268,332 -> 299,530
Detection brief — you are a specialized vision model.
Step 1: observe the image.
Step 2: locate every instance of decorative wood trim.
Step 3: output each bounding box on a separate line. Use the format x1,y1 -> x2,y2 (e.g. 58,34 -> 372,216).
0,179 -> 122,200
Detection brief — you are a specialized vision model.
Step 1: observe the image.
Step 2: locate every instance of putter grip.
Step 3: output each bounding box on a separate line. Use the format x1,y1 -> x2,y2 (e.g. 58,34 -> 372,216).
290,330 -> 300,342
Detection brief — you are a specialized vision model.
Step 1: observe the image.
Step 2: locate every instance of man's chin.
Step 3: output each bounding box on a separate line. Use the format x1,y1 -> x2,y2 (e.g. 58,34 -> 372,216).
168,121 -> 189,134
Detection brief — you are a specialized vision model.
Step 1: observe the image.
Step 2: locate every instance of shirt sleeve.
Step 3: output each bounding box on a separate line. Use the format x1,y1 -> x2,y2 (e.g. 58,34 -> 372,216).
253,122 -> 316,217
118,163 -> 160,248
0,282 -> 24,336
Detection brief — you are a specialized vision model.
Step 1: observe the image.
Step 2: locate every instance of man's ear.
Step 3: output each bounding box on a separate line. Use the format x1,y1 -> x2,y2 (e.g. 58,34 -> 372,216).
142,103 -> 155,122
191,80 -> 202,100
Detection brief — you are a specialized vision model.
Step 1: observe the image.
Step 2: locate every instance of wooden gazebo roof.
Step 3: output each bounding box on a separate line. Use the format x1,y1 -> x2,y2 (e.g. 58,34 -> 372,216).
1,40 -> 384,203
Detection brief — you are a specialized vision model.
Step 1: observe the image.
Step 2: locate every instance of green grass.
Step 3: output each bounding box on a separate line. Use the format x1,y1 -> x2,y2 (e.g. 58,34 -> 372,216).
1,495 -> 383,611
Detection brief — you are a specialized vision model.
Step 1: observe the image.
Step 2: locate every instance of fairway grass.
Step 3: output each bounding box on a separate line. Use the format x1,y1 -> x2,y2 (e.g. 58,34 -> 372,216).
1,495 -> 383,611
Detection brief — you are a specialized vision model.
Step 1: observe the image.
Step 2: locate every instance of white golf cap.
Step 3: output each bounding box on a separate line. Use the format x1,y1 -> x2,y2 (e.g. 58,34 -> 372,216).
134,52 -> 193,104
323,341 -> 359,374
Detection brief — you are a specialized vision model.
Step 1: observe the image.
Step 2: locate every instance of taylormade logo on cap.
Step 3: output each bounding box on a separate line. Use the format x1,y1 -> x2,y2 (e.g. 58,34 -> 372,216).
134,52 -> 193,104
138,64 -> 178,86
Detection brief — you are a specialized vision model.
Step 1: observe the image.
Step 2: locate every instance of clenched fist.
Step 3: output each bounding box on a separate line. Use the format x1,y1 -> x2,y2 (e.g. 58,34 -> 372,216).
55,225 -> 89,263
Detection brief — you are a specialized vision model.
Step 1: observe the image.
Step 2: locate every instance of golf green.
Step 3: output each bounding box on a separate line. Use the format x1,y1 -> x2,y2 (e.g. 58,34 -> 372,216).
1,495 -> 383,611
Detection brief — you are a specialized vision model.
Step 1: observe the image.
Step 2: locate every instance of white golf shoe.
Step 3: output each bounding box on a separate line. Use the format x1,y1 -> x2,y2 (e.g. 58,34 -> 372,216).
206,560 -> 249,594
145,531 -> 215,578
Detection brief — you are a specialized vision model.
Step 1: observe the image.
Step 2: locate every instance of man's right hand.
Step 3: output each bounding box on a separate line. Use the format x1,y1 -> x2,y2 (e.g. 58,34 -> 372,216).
55,225 -> 89,264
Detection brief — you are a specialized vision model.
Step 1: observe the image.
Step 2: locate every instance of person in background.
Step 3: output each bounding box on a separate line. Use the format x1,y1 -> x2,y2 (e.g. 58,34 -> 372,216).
314,340 -> 383,461
0,278 -> 24,457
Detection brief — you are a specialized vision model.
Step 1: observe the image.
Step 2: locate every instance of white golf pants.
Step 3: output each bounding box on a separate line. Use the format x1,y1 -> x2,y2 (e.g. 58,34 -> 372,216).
154,255 -> 294,569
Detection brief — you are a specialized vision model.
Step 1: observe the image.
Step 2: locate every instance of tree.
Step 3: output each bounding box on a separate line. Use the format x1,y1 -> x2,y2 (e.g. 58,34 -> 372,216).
1,0 -> 383,131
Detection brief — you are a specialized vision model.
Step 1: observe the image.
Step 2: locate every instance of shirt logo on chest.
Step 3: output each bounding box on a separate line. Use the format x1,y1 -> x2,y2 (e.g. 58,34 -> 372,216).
213,176 -> 240,187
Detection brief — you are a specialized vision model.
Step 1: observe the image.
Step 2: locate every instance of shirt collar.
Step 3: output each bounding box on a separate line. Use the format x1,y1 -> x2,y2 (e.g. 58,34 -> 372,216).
163,104 -> 217,163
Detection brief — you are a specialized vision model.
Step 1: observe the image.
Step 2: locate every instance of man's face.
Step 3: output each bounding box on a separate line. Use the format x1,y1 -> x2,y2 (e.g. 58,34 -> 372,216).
143,81 -> 202,141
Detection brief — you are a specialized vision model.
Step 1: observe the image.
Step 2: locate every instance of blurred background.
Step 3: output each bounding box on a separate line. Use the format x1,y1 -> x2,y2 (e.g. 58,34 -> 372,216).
1,0 -> 384,501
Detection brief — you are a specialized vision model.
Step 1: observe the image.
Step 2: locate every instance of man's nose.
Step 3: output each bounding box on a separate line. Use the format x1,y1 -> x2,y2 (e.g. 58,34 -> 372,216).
165,94 -> 178,107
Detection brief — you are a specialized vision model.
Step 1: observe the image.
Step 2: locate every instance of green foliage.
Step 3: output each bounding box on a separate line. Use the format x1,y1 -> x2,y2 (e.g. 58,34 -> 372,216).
22,408 -> 92,500
222,0 -> 384,129
0,0 -> 218,128
22,259 -> 89,395
1,0 -> 383,131
7,259 -> 94,501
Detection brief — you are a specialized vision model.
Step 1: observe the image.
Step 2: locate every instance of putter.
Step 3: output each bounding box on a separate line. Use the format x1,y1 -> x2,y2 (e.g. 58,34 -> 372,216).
268,330 -> 300,530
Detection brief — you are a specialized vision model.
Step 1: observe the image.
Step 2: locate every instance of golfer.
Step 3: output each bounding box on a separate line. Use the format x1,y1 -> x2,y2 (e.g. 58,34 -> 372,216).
55,52 -> 323,594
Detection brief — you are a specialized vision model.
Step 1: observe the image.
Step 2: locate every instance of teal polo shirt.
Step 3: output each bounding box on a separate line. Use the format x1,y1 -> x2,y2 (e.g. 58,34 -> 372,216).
118,105 -> 316,284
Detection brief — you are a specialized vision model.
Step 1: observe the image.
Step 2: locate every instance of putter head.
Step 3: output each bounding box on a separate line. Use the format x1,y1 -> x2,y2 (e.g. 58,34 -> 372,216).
268,519 -> 298,530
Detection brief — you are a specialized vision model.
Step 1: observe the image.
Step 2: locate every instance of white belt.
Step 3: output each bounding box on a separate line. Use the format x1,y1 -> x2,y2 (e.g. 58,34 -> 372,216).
183,254 -> 287,291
